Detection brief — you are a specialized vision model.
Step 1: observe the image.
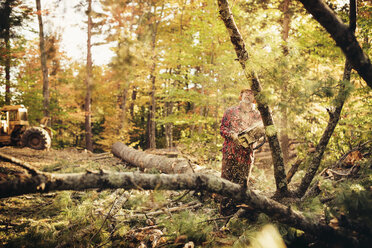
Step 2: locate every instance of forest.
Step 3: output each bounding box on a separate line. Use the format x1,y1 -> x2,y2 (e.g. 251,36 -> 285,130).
0,0 -> 371,247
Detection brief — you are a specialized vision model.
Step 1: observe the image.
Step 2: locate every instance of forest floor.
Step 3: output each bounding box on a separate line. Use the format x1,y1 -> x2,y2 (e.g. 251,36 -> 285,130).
0,146 -> 293,248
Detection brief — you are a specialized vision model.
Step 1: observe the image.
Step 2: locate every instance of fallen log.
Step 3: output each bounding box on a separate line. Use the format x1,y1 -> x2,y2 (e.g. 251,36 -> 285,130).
112,142 -> 193,174
124,201 -> 203,220
0,171 -> 357,246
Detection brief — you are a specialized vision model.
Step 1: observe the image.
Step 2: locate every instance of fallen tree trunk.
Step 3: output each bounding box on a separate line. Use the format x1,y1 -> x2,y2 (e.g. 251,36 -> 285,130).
112,142 -> 193,174
0,171 -> 356,246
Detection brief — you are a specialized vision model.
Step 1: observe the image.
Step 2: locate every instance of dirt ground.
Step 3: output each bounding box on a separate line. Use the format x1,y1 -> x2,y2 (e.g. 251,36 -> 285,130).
0,146 -> 129,181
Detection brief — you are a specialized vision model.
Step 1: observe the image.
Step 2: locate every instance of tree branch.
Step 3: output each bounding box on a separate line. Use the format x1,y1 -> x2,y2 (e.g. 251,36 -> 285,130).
297,0 -> 372,87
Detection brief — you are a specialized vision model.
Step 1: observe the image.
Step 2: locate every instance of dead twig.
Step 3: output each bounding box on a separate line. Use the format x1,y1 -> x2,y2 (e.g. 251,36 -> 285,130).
121,201 -> 202,221
90,190 -> 128,243
326,165 -> 359,178
89,194 -> 120,243
199,215 -> 234,224
286,159 -> 303,183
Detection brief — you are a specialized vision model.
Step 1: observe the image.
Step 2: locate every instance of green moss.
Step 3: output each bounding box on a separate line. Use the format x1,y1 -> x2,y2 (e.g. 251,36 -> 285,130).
265,125 -> 277,137
160,211 -> 213,245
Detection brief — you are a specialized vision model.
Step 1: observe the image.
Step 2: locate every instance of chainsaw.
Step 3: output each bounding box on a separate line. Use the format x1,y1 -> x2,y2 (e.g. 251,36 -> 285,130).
238,122 -> 266,150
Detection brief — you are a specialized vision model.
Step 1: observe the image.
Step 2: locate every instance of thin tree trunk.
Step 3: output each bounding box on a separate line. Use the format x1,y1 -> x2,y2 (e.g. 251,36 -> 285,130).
149,67 -> 156,149
85,0 -> 93,152
130,86 -> 137,118
4,0 -> 11,104
217,0 -> 289,196
280,0 -> 291,164
118,87 -> 128,132
5,33 -> 10,105
148,4 -> 164,149
164,101 -> 174,148
296,0 -> 356,197
297,0 -> 372,87
36,0 -> 50,125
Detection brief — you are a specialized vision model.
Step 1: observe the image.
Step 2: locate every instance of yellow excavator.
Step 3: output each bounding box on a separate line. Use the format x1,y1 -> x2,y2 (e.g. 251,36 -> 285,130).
0,105 -> 51,150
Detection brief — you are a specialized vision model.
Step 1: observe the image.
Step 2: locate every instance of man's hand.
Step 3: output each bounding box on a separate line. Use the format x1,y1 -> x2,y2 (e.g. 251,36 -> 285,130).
231,132 -> 241,146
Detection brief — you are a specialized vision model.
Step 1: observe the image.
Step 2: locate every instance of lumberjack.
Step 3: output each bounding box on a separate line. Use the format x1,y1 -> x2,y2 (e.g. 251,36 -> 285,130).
219,89 -> 264,215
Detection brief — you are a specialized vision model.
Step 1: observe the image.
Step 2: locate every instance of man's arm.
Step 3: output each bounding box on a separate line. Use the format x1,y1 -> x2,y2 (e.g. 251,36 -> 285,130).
220,108 -> 240,143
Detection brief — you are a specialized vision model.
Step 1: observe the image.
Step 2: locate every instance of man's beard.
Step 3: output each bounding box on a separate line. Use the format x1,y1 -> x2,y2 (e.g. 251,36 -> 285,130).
240,100 -> 254,110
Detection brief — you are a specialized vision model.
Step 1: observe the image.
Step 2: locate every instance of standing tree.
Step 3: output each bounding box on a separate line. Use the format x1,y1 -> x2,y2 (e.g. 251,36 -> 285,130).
295,0 -> 357,197
148,2 -> 164,149
279,0 -> 291,164
218,0 -> 289,197
35,0 -> 50,125
0,0 -> 30,104
85,0 -> 93,151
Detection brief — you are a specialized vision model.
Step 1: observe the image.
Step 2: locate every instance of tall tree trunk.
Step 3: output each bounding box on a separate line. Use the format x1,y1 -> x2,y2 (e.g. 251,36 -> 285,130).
217,0 -> 289,196
296,0 -> 356,197
164,101 -> 174,148
148,4 -> 164,149
5,33 -> 10,105
149,67 -> 156,149
130,86 -> 137,118
36,0 -> 50,125
85,0 -> 93,152
4,0 -> 11,104
118,86 -> 128,133
280,0 -> 291,164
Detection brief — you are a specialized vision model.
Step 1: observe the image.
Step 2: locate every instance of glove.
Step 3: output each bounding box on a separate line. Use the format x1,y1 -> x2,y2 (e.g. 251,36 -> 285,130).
231,132 -> 241,146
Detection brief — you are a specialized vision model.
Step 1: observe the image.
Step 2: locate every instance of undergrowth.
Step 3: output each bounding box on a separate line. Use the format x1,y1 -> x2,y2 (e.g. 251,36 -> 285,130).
1,157 -> 371,247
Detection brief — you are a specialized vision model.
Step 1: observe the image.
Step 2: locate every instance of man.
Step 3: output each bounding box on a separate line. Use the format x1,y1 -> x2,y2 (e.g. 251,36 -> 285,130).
220,89 -> 262,215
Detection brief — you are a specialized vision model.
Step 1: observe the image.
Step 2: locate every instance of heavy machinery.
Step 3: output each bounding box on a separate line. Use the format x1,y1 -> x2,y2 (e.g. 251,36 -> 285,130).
0,105 -> 51,150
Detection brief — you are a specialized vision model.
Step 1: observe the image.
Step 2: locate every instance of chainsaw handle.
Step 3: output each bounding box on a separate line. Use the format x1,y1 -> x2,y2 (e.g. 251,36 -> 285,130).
253,136 -> 266,150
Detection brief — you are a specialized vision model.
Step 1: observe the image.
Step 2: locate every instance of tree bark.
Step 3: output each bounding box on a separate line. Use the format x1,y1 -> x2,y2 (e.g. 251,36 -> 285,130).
85,0 -> 93,152
164,101 -> 174,148
5,30 -> 11,105
280,0 -> 291,164
296,0 -> 356,197
217,0 -> 289,196
148,4 -> 164,149
112,142 -> 192,174
130,86 -> 137,118
4,0 -> 11,104
0,171 -> 356,246
149,69 -> 156,149
118,86 -> 128,132
297,0 -> 372,87
36,0 -> 50,125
